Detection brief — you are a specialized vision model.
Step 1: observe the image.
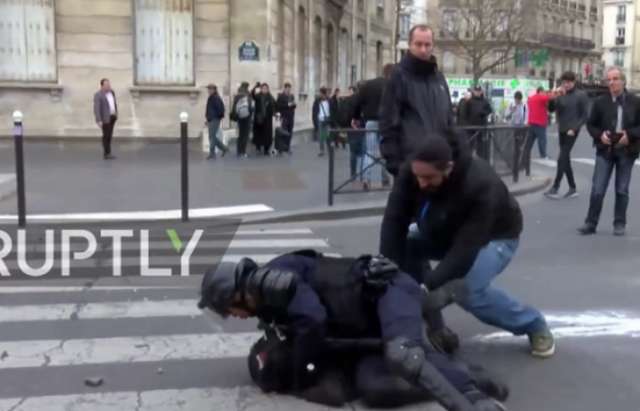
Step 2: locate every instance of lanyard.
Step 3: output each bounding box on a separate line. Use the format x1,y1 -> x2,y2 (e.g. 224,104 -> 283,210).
420,201 -> 431,221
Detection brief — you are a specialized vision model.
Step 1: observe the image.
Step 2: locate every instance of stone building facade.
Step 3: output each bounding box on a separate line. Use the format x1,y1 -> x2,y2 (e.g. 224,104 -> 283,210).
601,0 -> 640,88
0,0 -> 395,139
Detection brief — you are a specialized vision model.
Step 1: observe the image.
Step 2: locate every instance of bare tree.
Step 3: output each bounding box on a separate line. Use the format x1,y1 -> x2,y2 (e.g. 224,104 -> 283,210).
440,0 -> 539,84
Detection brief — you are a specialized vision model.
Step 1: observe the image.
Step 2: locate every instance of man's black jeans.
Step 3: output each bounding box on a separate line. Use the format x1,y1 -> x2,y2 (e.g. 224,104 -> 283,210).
552,131 -> 578,190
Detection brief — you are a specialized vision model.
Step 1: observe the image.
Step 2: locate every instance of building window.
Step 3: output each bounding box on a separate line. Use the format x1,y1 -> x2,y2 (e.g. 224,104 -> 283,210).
134,0 -> 194,85
376,41 -> 383,76
614,50 -> 624,67
326,24 -> 335,88
0,0 -> 57,82
338,28 -> 349,88
312,17 -> 322,91
358,0 -> 364,12
377,0 -> 385,19
616,27 -> 625,45
357,34 -> 365,80
399,13 -> 410,41
441,10 -> 457,37
443,51 -> 455,74
617,5 -> 626,23
297,7 -> 307,92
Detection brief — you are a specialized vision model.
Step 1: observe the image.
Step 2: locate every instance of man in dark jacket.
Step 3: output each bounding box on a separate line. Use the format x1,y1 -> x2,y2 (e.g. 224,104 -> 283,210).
205,84 -> 228,159
379,25 -> 453,176
199,251 -> 508,411
545,71 -> 590,199
379,130 -> 554,358
464,86 -> 493,158
578,67 -> 640,236
276,83 -> 297,137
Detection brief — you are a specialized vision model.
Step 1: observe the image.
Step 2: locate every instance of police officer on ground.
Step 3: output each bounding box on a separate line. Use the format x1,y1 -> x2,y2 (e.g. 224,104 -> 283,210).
380,130 -> 555,358
198,250 -> 509,411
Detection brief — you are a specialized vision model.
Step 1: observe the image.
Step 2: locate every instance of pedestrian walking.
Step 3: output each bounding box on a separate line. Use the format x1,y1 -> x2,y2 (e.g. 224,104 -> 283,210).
456,91 -> 472,126
330,88 -> 346,149
545,71 -> 589,199
205,84 -> 229,159
276,82 -> 297,137
252,83 -> 277,156
379,25 -> 453,176
93,78 -> 118,160
351,64 -> 394,190
464,86 -> 493,158
380,130 -> 555,358
578,67 -> 640,237
230,81 -> 253,158
315,87 -> 331,156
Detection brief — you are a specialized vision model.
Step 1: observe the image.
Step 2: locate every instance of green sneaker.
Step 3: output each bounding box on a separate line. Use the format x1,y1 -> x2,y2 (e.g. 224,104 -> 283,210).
528,328 -> 555,358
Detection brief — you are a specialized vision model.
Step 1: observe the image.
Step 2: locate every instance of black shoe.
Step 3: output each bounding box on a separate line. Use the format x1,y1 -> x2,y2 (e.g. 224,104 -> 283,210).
614,225 -> 626,236
207,154 -> 216,160
103,154 -> 116,160
577,224 -> 596,235
221,149 -> 228,157
427,327 -> 460,355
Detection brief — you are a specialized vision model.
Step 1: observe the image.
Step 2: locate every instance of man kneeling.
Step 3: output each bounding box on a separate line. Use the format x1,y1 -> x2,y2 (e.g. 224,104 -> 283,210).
198,250 -> 508,411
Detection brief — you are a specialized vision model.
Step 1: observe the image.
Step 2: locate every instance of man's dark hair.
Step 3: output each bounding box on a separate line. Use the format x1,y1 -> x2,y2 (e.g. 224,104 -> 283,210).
536,87 -> 544,93
409,24 -> 434,43
319,87 -> 328,96
100,78 -> 108,86
410,135 -> 453,171
560,71 -> 576,82
348,86 -> 356,92
514,91 -> 523,101
284,82 -> 291,88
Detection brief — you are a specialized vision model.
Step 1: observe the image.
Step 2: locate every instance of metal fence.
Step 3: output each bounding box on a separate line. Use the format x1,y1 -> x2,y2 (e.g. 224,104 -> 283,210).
327,126 -> 532,206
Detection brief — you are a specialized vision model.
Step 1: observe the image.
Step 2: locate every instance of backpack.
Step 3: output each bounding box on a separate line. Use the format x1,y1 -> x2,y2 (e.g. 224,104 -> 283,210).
235,95 -> 251,119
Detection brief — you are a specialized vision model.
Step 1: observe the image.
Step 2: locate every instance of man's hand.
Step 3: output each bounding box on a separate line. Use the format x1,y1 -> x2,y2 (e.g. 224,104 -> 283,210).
618,130 -> 630,147
567,129 -> 575,137
350,119 -> 359,129
600,131 -> 612,146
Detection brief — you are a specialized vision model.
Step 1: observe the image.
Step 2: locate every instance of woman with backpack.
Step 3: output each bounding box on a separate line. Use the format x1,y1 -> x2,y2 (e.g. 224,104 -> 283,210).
252,83 -> 277,156
230,82 -> 253,158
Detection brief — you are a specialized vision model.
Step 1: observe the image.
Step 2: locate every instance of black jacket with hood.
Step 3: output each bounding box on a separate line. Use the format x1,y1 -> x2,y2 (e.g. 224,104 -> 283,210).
379,53 -> 453,175
379,131 -> 523,290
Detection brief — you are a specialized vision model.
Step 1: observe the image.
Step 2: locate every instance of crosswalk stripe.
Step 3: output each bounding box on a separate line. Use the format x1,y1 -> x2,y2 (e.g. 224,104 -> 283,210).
0,299 -> 201,323
0,332 -> 262,369
572,158 -> 595,166
534,158 -> 640,168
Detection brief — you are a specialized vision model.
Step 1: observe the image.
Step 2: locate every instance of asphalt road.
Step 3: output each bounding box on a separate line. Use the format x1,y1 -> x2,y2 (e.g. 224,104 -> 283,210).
1,129 -> 639,411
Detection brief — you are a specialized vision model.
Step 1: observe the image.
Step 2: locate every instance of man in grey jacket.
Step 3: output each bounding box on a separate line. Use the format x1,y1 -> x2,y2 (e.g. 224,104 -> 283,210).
379,24 -> 453,176
545,71 -> 589,199
93,78 -> 118,160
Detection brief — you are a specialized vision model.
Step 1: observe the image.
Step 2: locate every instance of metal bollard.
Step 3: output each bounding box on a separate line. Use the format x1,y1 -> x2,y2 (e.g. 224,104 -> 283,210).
328,132 -> 335,207
512,129 -> 522,183
12,111 -> 26,227
180,112 -> 189,222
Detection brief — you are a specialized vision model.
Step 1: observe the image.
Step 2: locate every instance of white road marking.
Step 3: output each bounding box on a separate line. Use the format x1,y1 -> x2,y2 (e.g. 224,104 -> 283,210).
0,299 -> 202,323
0,331 -> 263,369
475,311 -> 640,341
0,285 -> 192,294
572,158 -> 595,166
234,228 -> 313,235
532,158 -> 557,168
535,158 -> 640,168
0,204 -> 273,222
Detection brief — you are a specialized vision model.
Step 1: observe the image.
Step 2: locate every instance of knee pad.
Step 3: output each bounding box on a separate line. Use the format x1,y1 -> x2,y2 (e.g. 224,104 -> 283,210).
384,337 -> 424,382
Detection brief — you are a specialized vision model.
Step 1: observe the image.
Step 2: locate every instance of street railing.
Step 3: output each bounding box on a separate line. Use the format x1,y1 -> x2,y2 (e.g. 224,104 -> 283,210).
327,125 -> 533,206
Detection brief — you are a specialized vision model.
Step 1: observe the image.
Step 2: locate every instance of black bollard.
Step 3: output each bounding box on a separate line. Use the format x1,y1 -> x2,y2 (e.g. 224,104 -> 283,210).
180,113 -> 189,222
328,132 -> 335,207
13,111 -> 26,227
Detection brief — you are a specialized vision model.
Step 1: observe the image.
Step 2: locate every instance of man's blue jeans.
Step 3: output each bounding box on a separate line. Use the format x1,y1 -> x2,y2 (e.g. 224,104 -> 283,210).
585,151 -> 636,228
407,227 -> 547,336
208,119 -> 227,155
528,125 -> 548,158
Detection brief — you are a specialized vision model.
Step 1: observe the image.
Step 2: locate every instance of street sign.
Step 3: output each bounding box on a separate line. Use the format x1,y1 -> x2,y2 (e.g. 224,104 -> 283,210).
239,41 -> 260,61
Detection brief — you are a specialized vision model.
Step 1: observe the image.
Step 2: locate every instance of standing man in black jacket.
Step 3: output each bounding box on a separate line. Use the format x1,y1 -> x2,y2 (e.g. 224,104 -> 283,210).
464,86 -> 493,158
578,67 -> 640,236
545,71 -> 590,199
380,130 -> 554,358
205,84 -> 229,159
276,83 -> 297,137
379,25 -> 453,176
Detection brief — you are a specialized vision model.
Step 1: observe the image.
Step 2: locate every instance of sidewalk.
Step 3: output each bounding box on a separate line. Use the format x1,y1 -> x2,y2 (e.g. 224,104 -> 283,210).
0,136 -> 548,217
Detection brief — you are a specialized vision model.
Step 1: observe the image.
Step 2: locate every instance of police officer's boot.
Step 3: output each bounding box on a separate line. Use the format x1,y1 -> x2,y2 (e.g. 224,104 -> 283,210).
464,390 -> 508,411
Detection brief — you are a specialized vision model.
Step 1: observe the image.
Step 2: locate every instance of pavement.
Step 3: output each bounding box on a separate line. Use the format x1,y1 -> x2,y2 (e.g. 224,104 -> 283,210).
0,132 -> 548,220
4,128 -> 639,410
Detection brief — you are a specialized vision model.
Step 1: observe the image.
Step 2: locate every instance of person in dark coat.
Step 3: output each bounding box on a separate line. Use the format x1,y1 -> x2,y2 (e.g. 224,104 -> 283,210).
379,25 -> 454,176
205,84 -> 229,159
456,91 -> 472,126
464,86 -> 493,158
252,83 -> 277,155
379,129 -> 555,359
230,82 -> 253,158
199,251 -> 509,411
329,88 -> 346,149
276,82 -> 297,137
578,67 -> 640,236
